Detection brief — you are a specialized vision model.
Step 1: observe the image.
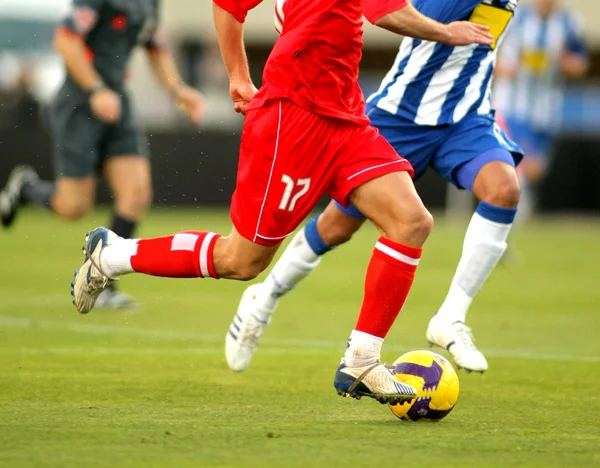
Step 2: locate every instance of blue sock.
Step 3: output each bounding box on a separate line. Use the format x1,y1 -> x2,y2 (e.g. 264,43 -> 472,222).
304,215 -> 332,256
475,201 -> 517,224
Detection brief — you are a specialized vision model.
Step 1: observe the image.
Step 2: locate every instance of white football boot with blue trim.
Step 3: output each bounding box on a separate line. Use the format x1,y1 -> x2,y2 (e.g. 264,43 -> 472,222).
95,285 -> 139,311
226,284 -> 272,372
71,227 -> 120,314
426,314 -> 488,373
334,361 -> 417,405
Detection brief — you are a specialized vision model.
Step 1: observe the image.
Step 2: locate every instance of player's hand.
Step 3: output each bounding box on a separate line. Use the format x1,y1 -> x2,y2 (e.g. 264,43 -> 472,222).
559,52 -> 588,77
443,22 -> 493,47
229,81 -> 258,115
90,88 -> 121,124
174,85 -> 204,123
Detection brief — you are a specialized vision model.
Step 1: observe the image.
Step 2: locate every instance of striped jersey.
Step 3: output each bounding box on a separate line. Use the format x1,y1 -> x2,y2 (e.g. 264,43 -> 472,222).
367,0 -> 518,127
494,4 -> 587,130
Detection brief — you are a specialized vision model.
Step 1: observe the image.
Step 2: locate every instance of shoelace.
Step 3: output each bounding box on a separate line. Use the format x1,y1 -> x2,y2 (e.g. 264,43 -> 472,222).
453,324 -> 477,350
369,364 -> 416,395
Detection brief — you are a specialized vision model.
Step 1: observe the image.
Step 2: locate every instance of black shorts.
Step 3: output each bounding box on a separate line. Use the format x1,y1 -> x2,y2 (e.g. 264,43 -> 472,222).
48,87 -> 148,178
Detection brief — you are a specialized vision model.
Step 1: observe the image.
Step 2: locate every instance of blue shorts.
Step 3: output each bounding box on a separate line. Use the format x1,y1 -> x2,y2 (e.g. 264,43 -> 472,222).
335,107 -> 523,218
504,117 -> 553,159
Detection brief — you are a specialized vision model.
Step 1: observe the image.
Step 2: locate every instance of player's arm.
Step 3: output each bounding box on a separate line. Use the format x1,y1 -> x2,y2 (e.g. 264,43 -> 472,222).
55,0 -> 105,93
363,0 -> 493,47
561,13 -> 589,78
212,0 -> 263,114
144,32 -> 204,123
55,0 -> 120,123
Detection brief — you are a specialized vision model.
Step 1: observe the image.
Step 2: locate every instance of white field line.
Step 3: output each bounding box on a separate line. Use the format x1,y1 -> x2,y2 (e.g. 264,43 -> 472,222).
1,314 -> 600,363
0,347 -> 327,356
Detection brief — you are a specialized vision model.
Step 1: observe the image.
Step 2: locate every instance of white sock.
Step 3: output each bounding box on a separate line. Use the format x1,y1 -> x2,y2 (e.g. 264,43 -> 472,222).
343,330 -> 383,367
99,239 -> 138,277
437,211 -> 512,324
255,229 -> 321,314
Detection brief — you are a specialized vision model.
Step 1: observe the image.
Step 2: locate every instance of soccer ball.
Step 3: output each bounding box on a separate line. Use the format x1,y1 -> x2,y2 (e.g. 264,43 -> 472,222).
389,350 -> 459,421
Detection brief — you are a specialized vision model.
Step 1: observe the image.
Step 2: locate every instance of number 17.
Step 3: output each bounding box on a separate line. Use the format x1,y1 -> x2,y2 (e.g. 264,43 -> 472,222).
278,175 -> 311,212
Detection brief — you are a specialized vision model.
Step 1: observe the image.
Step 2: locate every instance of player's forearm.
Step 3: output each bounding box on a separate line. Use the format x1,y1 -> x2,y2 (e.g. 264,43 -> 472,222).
146,50 -> 186,95
54,31 -> 103,92
213,3 -> 252,84
374,4 -> 450,43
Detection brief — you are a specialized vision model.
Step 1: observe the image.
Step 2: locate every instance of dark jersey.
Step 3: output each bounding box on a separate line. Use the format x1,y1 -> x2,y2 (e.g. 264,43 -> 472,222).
60,0 -> 165,90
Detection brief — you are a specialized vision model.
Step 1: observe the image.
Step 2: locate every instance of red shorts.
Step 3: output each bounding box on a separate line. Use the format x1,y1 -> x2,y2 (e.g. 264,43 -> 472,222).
231,99 -> 414,246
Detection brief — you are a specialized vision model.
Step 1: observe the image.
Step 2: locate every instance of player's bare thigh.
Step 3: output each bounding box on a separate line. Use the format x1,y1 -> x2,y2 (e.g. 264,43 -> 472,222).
213,227 -> 280,281
103,156 -> 152,220
350,171 -> 433,248
52,177 -> 96,220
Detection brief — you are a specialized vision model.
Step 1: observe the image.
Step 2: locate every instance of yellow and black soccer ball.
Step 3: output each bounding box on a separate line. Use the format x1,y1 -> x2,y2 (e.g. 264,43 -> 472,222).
389,350 -> 460,421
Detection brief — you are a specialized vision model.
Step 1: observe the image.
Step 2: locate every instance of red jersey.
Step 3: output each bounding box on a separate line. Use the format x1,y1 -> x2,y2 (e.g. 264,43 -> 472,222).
213,0 -> 408,125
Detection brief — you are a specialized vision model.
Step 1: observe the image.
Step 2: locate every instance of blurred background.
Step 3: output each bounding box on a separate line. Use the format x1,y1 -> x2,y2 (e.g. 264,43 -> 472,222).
1,0 -> 599,213
1,5 -> 600,463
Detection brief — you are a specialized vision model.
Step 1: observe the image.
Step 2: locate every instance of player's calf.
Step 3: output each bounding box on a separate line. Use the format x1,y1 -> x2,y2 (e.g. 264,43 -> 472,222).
213,234 -> 279,281
53,192 -> 94,220
316,200 -> 366,247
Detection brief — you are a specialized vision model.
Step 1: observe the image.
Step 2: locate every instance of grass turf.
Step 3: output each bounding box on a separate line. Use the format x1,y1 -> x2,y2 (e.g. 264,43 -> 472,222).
1,208 -> 599,467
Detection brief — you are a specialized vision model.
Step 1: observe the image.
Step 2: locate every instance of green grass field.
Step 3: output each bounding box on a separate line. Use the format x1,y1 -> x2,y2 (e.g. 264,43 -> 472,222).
1,208 -> 600,468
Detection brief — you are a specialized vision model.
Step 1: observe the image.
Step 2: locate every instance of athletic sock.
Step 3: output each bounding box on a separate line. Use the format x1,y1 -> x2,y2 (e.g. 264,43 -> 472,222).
21,179 -> 55,210
107,213 -> 138,292
344,330 -> 383,367
436,201 -> 516,324
345,237 -> 422,367
255,216 -> 329,315
100,231 -> 220,279
110,212 -> 137,239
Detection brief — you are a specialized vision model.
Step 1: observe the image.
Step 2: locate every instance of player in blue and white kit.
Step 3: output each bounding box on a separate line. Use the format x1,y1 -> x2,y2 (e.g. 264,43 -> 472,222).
495,0 -> 588,221
226,0 -> 523,373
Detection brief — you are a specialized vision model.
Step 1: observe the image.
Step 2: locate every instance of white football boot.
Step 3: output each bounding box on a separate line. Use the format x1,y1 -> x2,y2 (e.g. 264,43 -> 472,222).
334,361 -> 417,405
426,315 -> 488,373
0,165 -> 38,228
71,227 -> 120,314
225,283 -> 275,372
95,285 -> 140,311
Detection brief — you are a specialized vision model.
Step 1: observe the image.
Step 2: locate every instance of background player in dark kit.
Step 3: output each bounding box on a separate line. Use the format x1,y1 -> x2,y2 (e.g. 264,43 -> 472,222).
0,0 -> 204,309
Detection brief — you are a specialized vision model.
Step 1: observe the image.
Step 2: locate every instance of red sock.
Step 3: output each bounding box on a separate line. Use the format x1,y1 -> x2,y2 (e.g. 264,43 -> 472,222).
130,231 -> 220,278
355,237 -> 422,338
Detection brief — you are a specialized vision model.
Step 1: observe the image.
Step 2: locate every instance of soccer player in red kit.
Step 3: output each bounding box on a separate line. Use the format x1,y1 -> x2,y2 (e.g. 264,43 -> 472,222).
72,0 -> 492,404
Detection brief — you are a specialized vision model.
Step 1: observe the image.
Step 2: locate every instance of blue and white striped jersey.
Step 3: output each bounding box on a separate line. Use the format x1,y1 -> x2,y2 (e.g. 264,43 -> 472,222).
493,4 -> 587,130
367,0 -> 518,127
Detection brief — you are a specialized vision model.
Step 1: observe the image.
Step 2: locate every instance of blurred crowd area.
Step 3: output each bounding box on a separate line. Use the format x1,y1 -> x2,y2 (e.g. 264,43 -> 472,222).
1,0 -> 600,133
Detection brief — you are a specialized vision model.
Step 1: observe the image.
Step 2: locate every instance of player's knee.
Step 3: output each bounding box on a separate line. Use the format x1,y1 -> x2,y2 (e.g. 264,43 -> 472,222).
228,258 -> 270,281
382,205 -> 433,246
54,197 -> 93,220
412,208 -> 434,240
484,179 -> 521,208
